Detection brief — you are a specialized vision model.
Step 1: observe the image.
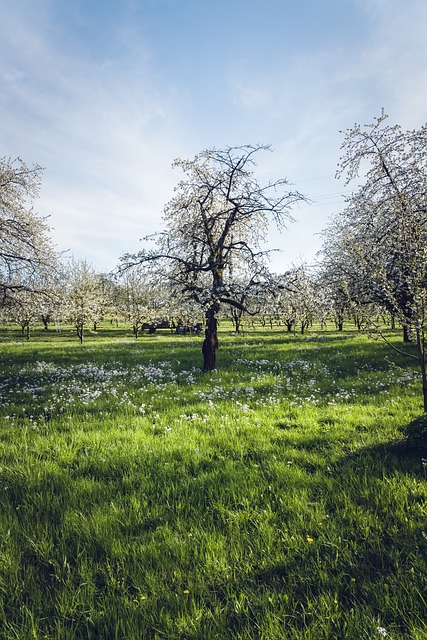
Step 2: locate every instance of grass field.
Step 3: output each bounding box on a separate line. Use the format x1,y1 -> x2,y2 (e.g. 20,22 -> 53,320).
0,322 -> 426,639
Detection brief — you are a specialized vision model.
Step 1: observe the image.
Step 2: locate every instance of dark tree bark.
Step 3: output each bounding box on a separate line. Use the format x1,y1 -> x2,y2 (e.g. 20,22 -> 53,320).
202,303 -> 219,371
76,322 -> 84,344
41,314 -> 50,331
285,318 -> 294,333
416,329 -> 427,413
403,325 -> 412,343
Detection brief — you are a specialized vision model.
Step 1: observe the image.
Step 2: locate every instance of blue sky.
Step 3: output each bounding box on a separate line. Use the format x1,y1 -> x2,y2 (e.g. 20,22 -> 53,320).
1,0 -> 427,273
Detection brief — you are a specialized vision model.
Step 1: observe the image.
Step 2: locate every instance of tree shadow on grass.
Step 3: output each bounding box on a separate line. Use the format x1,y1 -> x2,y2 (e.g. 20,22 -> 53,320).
400,415 -> 427,453
249,419 -> 427,638
2,415 -> 427,639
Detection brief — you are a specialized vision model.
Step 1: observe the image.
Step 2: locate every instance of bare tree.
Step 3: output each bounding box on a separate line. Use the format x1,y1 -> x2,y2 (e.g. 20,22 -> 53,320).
120,145 -> 306,370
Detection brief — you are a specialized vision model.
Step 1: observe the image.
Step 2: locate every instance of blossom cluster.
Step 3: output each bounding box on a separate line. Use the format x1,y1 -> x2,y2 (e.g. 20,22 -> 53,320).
0,352 -> 419,427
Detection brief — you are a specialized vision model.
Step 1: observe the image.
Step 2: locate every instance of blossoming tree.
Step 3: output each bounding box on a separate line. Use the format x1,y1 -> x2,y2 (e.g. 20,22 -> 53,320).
120,144 -> 306,370
321,112 -> 427,411
0,156 -> 58,305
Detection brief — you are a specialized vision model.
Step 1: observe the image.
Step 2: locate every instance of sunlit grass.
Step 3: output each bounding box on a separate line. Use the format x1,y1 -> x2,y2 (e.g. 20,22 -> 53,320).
0,322 -> 426,639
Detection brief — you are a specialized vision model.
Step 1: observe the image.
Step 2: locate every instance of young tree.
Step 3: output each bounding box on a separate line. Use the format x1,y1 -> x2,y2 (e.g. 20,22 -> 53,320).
288,263 -> 318,334
120,145 -> 306,370
4,288 -> 42,339
0,157 -> 58,304
114,266 -> 167,337
324,111 -> 427,411
317,222 -> 366,331
263,273 -> 295,332
271,264 -> 317,334
0,266 -> 62,338
62,259 -> 105,343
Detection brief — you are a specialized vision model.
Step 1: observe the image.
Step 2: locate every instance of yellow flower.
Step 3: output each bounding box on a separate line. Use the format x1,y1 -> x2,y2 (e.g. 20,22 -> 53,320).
306,536 -> 314,543
183,589 -> 190,594
140,595 -> 147,601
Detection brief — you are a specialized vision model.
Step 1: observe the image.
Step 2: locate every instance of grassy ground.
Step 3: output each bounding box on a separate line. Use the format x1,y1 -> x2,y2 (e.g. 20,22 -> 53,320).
0,322 -> 426,639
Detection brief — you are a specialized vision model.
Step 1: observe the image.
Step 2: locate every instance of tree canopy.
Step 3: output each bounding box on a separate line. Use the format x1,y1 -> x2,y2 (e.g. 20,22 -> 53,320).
0,156 -> 58,305
320,111 -> 427,409
120,144 -> 307,370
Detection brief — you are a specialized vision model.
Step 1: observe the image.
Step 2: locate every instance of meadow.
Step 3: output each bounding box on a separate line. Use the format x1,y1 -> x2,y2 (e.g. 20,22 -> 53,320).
0,322 -> 426,639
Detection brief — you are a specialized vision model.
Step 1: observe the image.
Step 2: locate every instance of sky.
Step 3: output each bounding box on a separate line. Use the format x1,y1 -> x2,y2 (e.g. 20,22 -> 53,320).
1,0 -> 427,275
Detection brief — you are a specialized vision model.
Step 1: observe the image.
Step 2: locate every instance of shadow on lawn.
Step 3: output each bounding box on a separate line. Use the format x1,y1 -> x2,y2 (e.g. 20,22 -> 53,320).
400,415 -> 427,453
246,421 -> 427,638
2,414 -> 427,639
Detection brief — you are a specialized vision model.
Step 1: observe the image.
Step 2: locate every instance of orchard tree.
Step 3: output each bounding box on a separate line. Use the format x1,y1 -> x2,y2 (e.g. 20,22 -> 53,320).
0,157 -> 58,303
0,267 -> 62,338
324,111 -> 427,411
223,262 -> 275,334
273,263 -> 317,334
120,145 -> 306,370
115,266 -> 170,337
317,274 -> 349,331
167,288 -> 203,332
291,264 -> 318,334
317,221 -> 366,331
263,273 -> 296,332
319,213 -> 386,331
115,267 -> 150,337
3,288 -> 42,339
62,259 -> 105,343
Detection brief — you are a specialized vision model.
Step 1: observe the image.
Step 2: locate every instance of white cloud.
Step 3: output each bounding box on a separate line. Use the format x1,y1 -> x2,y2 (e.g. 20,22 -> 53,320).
0,2 -> 193,271
2,0 -> 427,274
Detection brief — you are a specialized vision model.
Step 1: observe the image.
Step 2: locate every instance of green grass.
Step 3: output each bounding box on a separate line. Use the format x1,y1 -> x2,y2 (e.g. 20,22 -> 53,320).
0,322 -> 426,639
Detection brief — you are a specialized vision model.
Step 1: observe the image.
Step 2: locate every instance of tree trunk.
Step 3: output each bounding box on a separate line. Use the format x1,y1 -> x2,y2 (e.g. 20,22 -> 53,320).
234,316 -> 241,334
231,308 -> 243,334
416,329 -> 427,413
202,304 -> 219,371
76,323 -> 84,343
403,325 -> 412,343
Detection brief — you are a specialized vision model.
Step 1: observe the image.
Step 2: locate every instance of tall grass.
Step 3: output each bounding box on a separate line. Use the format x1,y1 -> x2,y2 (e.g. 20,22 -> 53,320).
0,323 -> 426,639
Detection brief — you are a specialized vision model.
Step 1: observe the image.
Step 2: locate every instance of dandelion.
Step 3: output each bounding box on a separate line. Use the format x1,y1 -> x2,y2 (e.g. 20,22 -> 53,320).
306,536 -> 314,543
183,589 -> 190,594
140,595 -> 147,601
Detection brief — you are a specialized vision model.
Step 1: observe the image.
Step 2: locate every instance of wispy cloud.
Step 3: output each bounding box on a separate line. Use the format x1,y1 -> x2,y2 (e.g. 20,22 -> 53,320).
1,0 -> 427,272
0,2 -> 191,270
